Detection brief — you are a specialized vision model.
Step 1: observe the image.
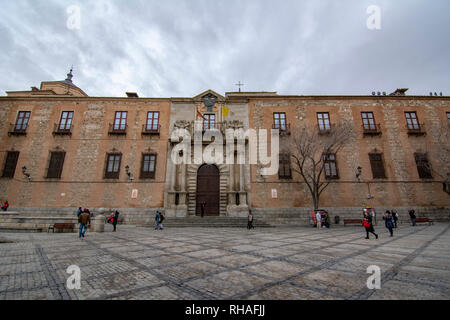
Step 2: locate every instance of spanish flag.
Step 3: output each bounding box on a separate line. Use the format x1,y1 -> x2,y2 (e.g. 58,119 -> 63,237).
222,105 -> 230,117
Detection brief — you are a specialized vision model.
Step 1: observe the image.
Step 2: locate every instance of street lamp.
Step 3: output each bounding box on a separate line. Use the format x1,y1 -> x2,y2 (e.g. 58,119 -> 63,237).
125,165 -> 133,181
356,166 -> 362,182
22,166 -> 31,181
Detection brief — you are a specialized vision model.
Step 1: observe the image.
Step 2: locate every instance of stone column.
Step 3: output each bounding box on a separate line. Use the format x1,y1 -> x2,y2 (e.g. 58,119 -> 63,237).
92,214 -> 105,232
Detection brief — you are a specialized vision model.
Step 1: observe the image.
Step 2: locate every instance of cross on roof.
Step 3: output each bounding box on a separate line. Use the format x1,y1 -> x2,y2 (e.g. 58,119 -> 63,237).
235,81 -> 244,92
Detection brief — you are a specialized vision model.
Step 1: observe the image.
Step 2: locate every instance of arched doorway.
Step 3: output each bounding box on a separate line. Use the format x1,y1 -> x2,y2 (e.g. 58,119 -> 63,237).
196,164 -> 220,216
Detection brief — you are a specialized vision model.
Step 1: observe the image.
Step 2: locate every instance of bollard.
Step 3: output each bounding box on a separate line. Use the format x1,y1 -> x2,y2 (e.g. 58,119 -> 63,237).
92,214 -> 105,232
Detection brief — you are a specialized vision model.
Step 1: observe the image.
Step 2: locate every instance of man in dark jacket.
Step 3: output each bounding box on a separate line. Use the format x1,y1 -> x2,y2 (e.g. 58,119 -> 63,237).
383,211 -> 394,237
78,210 -> 91,238
409,210 -> 416,226
112,211 -> 119,232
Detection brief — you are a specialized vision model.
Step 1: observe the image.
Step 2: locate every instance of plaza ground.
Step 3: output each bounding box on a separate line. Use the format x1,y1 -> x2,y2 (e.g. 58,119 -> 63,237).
0,222 -> 449,300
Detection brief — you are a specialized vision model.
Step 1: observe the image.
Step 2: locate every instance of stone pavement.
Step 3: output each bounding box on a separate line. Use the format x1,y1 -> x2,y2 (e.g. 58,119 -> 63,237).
0,222 -> 449,300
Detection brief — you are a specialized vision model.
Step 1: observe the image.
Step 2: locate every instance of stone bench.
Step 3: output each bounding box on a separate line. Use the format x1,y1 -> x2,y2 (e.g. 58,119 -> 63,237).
48,223 -> 75,233
343,219 -> 363,226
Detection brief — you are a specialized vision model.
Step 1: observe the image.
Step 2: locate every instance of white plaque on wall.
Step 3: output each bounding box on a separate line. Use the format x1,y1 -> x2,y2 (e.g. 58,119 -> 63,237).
271,189 -> 278,199
131,189 -> 138,199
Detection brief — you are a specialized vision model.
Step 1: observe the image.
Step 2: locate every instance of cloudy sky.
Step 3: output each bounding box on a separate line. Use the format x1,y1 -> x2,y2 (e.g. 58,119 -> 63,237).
0,0 -> 449,97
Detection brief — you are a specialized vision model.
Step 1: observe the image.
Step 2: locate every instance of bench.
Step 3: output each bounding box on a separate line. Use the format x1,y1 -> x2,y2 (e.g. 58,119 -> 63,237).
47,223 -> 75,233
414,218 -> 433,225
343,219 -> 363,226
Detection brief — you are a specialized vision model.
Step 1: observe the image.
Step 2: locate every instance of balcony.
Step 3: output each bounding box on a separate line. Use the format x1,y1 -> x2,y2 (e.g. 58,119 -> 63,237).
108,123 -> 127,135
142,124 -> 161,135
318,124 -> 332,135
192,121 -> 226,134
406,123 -> 426,136
52,123 -> 73,136
272,123 -> 291,135
362,124 -> 382,136
7,123 -> 27,136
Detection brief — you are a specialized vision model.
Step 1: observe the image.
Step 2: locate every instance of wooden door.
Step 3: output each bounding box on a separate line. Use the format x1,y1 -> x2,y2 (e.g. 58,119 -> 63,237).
196,164 -> 220,216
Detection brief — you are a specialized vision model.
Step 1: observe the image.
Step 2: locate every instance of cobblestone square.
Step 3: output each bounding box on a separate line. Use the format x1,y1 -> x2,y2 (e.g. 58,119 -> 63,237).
0,223 -> 449,300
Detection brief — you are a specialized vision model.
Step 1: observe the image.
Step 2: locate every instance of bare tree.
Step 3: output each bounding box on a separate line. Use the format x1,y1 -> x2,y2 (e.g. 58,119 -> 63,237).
284,123 -> 355,209
426,124 -> 450,195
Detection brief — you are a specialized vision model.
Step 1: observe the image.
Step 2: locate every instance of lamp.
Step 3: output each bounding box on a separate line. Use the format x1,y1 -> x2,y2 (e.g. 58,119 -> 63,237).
356,166 -> 362,182
22,166 -> 31,180
125,165 -> 133,180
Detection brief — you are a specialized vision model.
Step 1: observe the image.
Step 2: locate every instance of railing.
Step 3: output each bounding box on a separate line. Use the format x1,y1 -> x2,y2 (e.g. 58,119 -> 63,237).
362,123 -> 381,135
142,124 -> 161,135
191,121 -> 226,133
108,123 -> 127,135
52,123 -> 73,135
318,123 -> 333,135
272,123 -> 291,135
406,123 -> 426,135
7,123 -> 27,136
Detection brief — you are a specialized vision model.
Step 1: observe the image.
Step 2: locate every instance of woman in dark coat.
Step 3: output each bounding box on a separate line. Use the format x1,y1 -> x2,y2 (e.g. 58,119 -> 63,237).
383,210 -> 394,237
363,212 -> 378,239
112,211 -> 119,232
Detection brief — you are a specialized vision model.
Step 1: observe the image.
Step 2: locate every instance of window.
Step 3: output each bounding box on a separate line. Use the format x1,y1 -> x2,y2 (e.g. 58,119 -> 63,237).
46,152 -> 66,179
369,153 -> 386,179
15,111 -> 31,131
2,151 -> 19,178
405,112 -> 420,130
361,112 -> 377,131
203,114 -> 215,130
278,153 -> 291,179
317,112 -> 331,131
273,113 -> 287,131
140,154 -> 157,179
146,112 -> 160,131
447,112 -> 450,124
323,153 -> 339,179
105,153 -> 122,179
59,111 -> 73,131
113,111 -> 127,131
414,153 -> 432,179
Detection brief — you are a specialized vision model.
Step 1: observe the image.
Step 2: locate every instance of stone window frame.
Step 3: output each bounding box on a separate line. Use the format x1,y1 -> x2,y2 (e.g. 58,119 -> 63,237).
104,152 -> 122,179
58,111 -> 74,131
273,112 -> 287,131
317,112 -> 331,131
1,151 -> 20,179
140,153 -> 157,179
14,111 -> 31,132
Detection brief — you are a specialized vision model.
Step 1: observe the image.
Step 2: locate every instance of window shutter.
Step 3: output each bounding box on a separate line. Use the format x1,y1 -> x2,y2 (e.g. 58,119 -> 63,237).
414,153 -> 432,179
47,152 -> 66,179
369,153 -> 386,179
2,152 -> 20,178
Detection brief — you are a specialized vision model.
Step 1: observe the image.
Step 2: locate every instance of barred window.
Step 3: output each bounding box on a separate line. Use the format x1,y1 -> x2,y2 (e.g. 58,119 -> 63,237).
369,153 -> 386,179
105,153 -> 122,179
2,151 -> 19,178
140,154 -> 157,179
323,153 -> 339,179
46,152 -> 66,179
414,153 -> 432,179
278,153 -> 291,179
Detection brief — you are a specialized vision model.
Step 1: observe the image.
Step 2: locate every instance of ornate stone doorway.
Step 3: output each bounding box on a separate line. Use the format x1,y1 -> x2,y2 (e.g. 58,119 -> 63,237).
196,164 -> 220,216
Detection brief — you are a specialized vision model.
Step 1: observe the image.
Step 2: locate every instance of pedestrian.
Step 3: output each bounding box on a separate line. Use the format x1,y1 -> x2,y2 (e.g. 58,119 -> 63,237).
201,201 -> 206,218
392,209 -> 399,228
324,211 -> 330,228
76,207 -> 83,217
78,209 -> 91,239
112,210 -> 119,232
315,211 -> 322,229
1,200 -> 8,211
363,212 -> 378,239
247,210 -> 254,230
383,210 -> 394,237
159,212 -> 165,230
409,209 -> 416,226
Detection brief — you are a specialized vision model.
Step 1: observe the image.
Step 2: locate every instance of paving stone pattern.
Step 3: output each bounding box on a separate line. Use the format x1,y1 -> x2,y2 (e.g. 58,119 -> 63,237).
0,223 -> 449,300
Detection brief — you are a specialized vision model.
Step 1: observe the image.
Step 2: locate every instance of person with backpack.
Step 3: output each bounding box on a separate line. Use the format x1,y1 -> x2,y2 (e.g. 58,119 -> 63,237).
383,210 -> 394,237
363,211 -> 378,239
76,207 -> 83,217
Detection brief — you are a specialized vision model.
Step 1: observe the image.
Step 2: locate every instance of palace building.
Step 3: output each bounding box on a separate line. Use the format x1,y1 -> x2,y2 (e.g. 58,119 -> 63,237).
0,71 -> 449,225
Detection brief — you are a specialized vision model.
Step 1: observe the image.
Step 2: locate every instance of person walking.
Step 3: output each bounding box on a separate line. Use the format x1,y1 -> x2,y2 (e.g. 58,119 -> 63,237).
363,212 -> 378,239
409,209 -> 416,226
316,211 -> 322,229
112,210 -> 120,232
201,201 -> 206,218
159,212 -> 165,230
78,209 -> 91,239
1,200 -> 9,211
154,211 -> 161,230
383,210 -> 394,237
392,209 -> 399,228
247,211 -> 254,230
76,207 -> 83,217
